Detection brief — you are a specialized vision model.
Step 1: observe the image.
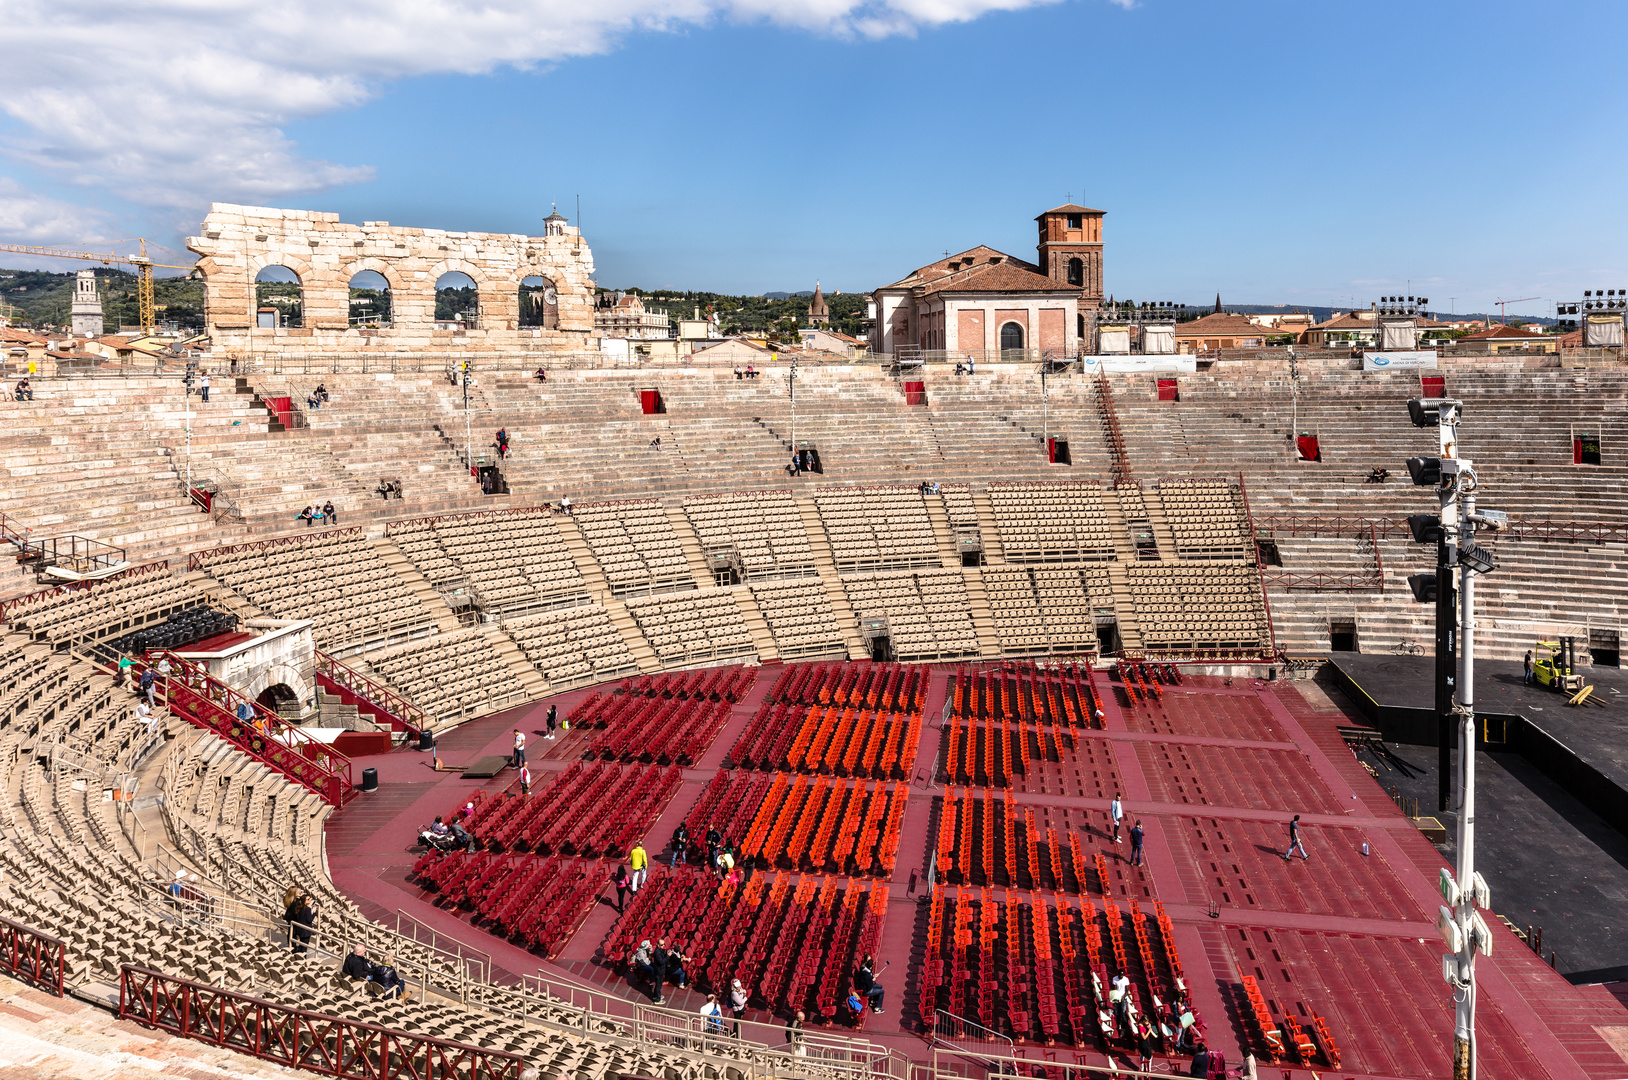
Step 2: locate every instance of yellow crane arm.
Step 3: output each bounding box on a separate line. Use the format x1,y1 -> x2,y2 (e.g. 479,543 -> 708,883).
0,239 -> 195,336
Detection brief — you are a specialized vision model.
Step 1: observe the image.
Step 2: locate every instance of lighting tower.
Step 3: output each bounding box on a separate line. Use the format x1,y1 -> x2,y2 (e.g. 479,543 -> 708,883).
1402,396 -> 1506,1079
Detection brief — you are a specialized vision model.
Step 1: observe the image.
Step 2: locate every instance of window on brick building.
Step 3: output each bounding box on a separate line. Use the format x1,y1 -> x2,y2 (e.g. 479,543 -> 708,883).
1067,214 -> 1082,229
1000,322 -> 1024,353
1067,258 -> 1084,286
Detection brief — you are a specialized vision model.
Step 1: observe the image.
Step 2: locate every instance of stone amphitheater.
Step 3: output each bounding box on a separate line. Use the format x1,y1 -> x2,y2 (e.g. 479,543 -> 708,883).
0,352 -> 1624,1080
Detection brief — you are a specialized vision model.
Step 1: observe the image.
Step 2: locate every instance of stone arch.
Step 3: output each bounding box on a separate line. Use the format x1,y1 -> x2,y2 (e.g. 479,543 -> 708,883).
430,260 -> 486,328
341,259 -> 402,329
241,662 -> 312,715
518,274 -> 559,330
253,259 -> 310,329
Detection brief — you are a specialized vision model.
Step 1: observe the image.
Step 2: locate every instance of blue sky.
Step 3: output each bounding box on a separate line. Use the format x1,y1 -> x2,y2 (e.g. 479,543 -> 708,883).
4,0 -> 1626,317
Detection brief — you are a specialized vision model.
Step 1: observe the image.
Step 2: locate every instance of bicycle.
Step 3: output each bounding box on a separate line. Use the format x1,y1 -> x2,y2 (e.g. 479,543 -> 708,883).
1391,641 -> 1425,656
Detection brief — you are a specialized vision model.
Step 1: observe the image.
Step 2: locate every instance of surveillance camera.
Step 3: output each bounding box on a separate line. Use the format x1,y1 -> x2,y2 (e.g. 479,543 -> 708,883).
1470,509 -> 1509,533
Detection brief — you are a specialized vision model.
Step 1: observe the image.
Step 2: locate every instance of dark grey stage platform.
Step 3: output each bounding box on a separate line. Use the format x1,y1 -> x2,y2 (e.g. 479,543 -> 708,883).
1328,653 -> 1628,834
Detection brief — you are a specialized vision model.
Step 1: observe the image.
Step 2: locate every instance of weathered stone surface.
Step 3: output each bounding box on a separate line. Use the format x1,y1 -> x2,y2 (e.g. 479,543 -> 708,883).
187,203 -> 597,361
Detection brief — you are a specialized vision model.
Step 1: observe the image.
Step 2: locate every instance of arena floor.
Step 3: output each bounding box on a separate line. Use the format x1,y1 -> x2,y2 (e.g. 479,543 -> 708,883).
324,662 -> 1628,1079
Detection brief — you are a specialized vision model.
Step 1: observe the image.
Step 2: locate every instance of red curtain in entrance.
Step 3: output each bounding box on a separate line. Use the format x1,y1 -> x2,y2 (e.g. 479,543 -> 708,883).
1297,435 -> 1321,462
903,380 -> 926,406
1156,378 -> 1179,401
1421,376 -> 1445,397
640,389 -> 662,415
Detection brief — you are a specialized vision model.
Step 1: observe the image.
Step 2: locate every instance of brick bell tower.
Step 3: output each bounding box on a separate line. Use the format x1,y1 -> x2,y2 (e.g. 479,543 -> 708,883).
1036,204 -> 1105,311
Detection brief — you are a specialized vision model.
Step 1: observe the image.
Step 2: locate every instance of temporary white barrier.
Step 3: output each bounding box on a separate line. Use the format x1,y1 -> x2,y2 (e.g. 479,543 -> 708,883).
1362,350 -> 1438,371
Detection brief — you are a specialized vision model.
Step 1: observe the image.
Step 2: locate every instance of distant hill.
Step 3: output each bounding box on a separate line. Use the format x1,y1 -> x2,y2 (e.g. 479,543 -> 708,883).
0,265 -> 205,332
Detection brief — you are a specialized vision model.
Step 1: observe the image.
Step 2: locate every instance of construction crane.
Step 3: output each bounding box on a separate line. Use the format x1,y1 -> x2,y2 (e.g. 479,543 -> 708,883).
0,239 -> 196,336
1494,296 -> 1540,325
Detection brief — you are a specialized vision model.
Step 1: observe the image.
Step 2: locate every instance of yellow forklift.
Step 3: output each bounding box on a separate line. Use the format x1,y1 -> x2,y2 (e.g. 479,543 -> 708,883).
1533,638 -> 1589,700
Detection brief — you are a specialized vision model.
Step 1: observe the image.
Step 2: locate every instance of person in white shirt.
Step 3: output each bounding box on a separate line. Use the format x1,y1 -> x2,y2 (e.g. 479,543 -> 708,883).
1109,794 -> 1124,843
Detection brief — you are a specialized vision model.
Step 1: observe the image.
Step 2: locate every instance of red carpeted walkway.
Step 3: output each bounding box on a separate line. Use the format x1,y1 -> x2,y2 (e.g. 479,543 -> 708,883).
325,664 -> 1627,1079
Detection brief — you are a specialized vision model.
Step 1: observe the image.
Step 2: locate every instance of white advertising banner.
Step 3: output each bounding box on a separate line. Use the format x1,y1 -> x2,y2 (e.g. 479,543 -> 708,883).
1080,355 -> 1198,374
1361,350 -> 1438,371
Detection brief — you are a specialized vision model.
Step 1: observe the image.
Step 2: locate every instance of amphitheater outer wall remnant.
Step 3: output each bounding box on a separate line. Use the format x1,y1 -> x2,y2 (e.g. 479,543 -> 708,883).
187,203 -> 597,360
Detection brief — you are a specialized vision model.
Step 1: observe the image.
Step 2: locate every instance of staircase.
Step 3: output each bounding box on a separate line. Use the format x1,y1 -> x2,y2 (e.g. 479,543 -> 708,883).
487,626 -> 549,698
968,489 -> 1007,564
369,536 -> 463,633
961,568 -> 1002,657
794,494 -> 868,659
923,496 -> 961,568
1105,565 -> 1145,651
731,585 -> 779,662
668,505 -> 717,585
554,515 -> 614,606
1093,373 -> 1135,485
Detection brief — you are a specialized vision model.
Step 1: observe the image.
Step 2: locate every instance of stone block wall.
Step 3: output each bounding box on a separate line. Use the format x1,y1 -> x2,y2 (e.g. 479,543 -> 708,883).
187,203 -> 598,361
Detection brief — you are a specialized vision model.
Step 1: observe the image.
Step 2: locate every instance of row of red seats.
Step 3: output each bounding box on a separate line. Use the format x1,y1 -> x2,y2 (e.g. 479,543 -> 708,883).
728,702 -> 921,779
1237,973 -> 1339,1068
410,849 -> 605,957
454,762 -> 681,857
935,788 -> 1089,891
615,665 -> 753,703
582,693 -> 732,766
952,664 -> 1102,728
768,661 -> 925,712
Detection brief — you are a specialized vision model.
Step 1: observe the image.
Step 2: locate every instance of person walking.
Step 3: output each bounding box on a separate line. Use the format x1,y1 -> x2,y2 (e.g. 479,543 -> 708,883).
1129,820 -> 1145,867
629,839 -> 648,893
199,373 -> 210,402
785,1010 -> 806,1056
671,822 -> 689,867
1135,1020 -> 1156,1073
699,993 -> 726,1038
705,826 -> 721,869
1283,814 -> 1309,861
288,893 -> 316,954
118,653 -> 134,692
511,728 -> 526,769
545,704 -> 558,739
1110,794 -> 1124,844
1523,650 -> 1534,685
519,763 -> 532,795
611,865 -> 630,913
139,666 -> 157,708
728,978 -> 749,1031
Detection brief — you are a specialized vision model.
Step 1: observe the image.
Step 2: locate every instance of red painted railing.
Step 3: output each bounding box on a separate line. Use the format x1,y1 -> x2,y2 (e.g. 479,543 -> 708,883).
187,527 -> 364,572
146,651 -> 353,806
0,914 -> 64,995
315,649 -> 425,735
119,966 -> 526,1080
0,559 -> 170,625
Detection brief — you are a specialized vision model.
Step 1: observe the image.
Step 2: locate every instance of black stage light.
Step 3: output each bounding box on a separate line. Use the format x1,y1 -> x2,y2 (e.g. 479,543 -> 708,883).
1407,399 -> 1441,427
1407,456 -> 1443,486
1459,541 -> 1498,575
1407,514 -> 1443,544
1407,574 -> 1438,604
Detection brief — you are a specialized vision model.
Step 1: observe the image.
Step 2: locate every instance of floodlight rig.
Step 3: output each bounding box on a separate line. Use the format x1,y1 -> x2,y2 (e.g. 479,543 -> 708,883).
1402,396 -> 1505,1080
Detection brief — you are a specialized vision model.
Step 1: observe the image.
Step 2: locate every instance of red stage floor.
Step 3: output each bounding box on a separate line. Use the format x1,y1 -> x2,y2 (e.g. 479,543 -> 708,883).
324,665 -> 1628,1079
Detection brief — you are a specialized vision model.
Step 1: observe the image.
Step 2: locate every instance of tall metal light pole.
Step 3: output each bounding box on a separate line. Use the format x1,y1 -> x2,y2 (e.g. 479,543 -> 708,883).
184,359 -> 196,495
461,361 -> 473,472
1404,397 -> 1503,1080
788,356 -> 798,463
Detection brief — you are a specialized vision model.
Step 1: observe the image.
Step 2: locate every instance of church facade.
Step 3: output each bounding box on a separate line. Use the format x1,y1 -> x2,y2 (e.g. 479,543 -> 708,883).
869,205 -> 1105,357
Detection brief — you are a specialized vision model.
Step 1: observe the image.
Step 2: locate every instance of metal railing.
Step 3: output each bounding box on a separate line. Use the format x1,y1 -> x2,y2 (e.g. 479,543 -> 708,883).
314,649 -> 426,735
119,966 -> 528,1080
0,558 -> 169,625
0,914 -> 65,995
147,650 -> 353,805
187,526 -> 364,571
932,1008 -> 1014,1056
928,1044 -> 1189,1080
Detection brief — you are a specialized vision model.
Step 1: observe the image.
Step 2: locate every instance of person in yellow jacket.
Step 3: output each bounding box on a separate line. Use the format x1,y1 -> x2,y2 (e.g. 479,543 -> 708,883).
629,840 -> 648,893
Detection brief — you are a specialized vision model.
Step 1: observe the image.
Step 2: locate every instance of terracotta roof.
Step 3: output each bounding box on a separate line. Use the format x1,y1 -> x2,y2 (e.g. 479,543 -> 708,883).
1558,328 -> 1584,347
1460,323 -> 1546,340
1036,204 -> 1105,218
1307,313 -> 1378,332
918,261 -> 1075,296
1171,312 -> 1270,338
878,246 -> 1043,291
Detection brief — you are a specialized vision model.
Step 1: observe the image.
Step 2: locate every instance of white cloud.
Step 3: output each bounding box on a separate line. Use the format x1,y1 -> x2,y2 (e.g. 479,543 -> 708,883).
0,177 -> 109,244
0,0 -> 1073,225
